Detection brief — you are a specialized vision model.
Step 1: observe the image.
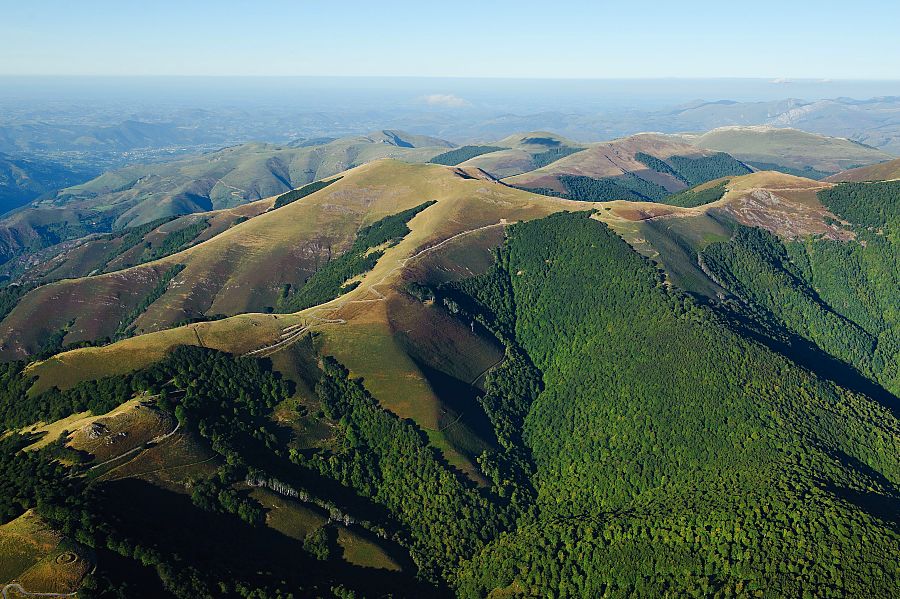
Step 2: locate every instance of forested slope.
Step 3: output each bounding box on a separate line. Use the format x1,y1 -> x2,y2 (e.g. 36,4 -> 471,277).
454,213 -> 898,597
699,180 -> 900,397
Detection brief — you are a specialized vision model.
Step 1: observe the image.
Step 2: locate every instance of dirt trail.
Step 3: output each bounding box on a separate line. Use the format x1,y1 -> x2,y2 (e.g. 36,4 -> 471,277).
87,420 -> 180,473
1,584 -> 76,599
243,221 -> 509,357
101,454 -> 218,483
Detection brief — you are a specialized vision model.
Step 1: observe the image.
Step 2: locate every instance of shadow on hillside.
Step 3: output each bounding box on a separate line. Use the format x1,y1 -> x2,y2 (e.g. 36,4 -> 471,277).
820,450 -> 899,532
96,478 -> 444,597
711,298 -> 899,420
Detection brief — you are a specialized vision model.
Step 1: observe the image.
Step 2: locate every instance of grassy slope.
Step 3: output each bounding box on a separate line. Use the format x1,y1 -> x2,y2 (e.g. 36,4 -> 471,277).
8,162 -> 897,594
688,126 -> 893,172
0,510 -> 91,592
53,135 -> 450,228
0,133 -> 451,268
14,198 -> 272,285
5,168 -> 844,361
20,160 -> 597,481
503,133 -> 711,194
1,164 -> 441,356
827,157 -> 900,182
584,171 -> 850,298
457,131 -> 587,179
11,166 -> 859,489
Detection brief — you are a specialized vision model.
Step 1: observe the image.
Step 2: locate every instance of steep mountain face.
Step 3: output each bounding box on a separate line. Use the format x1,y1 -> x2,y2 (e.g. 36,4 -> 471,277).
456,212 -> 898,597
684,126 -> 893,175
1,131 -> 899,598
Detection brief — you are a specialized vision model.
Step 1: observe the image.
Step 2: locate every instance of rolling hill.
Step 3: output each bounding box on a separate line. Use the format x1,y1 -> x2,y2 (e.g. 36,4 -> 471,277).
684,125 -> 893,176
0,131 -> 453,267
826,157 -> 900,182
47,131 -> 452,228
1,197 -> 275,285
503,133 -> 752,200
449,132 -> 587,178
0,161 -> 591,362
2,130 -> 900,597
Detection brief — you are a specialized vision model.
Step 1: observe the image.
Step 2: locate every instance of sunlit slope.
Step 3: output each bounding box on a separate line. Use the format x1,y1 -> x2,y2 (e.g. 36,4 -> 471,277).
686,126 -> 893,173
12,197 -> 274,284
457,132 -> 586,179
0,131 -> 452,266
827,157 -> 900,182
0,510 -> 92,593
592,171 -> 850,296
596,171 -> 845,239
503,133 -> 721,193
1,168 -> 844,361
19,161 -> 596,477
51,132 -> 451,228
1,161 -> 462,357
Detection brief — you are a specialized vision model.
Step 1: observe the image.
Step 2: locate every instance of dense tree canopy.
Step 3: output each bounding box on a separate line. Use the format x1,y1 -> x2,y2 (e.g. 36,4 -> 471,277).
453,212 -> 899,597
273,177 -> 342,209
429,146 -> 504,166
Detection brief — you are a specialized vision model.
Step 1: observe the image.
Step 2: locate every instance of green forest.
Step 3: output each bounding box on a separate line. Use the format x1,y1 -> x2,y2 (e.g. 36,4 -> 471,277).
637,150 -> 750,187
668,153 -> 752,185
700,180 -> 900,398
526,152 -> 750,204
635,151 -> 690,184
530,147 -> 584,169
429,146 -> 504,166
747,161 -> 833,180
662,180 -> 728,207
528,173 -> 669,202
453,212 -> 898,597
273,178 -> 342,209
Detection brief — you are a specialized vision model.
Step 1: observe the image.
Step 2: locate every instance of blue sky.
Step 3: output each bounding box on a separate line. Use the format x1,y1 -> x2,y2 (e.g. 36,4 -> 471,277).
1,0 -> 897,78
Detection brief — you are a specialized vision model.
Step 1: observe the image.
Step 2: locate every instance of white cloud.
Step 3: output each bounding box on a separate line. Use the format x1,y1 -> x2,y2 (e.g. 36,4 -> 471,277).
421,94 -> 471,108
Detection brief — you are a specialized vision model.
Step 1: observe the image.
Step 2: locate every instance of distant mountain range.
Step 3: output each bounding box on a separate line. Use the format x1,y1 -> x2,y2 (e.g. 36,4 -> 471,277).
417,96 -> 900,154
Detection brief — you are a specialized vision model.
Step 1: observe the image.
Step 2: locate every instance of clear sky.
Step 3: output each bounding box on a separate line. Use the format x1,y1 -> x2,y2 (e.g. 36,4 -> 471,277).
1,0 -> 898,79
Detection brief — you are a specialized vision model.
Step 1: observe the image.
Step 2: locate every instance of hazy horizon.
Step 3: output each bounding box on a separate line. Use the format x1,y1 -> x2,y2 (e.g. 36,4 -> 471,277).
4,76 -> 900,112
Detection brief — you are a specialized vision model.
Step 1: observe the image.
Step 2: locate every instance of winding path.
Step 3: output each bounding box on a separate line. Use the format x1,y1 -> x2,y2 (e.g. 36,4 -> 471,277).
87,420 -> 180,473
1,584 -> 76,599
244,220 -> 509,357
